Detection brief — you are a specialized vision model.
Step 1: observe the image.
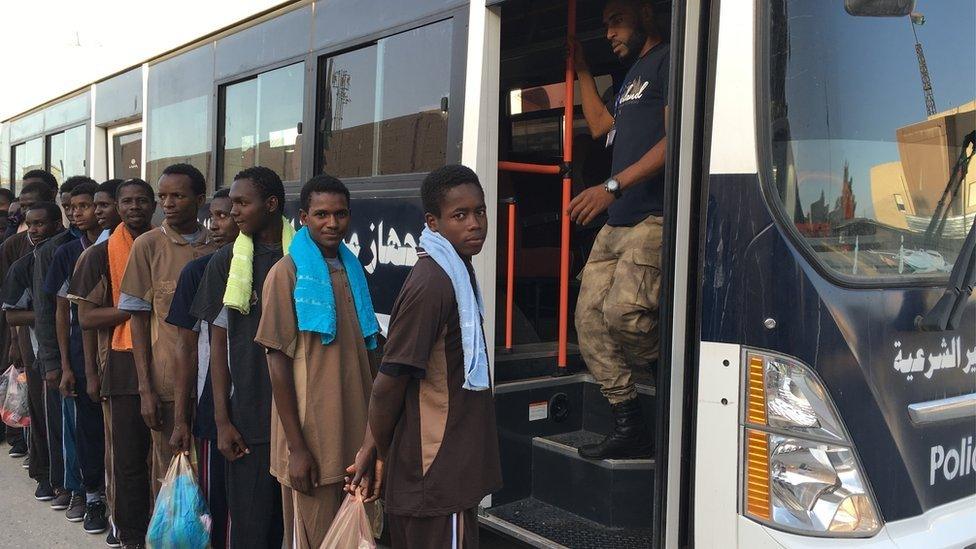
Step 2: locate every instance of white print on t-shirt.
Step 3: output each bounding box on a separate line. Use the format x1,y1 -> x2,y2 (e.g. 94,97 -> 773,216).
618,77 -> 650,106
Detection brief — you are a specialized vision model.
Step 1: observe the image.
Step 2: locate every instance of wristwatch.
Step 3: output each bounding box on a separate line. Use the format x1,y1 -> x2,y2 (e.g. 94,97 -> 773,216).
604,178 -> 623,199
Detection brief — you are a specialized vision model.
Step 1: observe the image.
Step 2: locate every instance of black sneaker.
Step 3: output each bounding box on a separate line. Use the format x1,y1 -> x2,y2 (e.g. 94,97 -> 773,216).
105,529 -> 121,547
34,481 -> 55,501
66,492 -> 86,522
9,443 -> 27,458
50,489 -> 71,510
21,456 -> 29,469
84,501 -> 108,534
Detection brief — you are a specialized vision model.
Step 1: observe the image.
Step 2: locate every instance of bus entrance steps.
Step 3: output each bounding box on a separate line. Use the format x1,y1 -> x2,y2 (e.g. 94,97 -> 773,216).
532,431 -> 655,529
488,497 -> 653,548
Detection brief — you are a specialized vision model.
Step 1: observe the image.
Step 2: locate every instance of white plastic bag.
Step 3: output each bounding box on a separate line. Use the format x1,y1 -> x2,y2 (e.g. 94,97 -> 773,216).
320,493 -> 376,549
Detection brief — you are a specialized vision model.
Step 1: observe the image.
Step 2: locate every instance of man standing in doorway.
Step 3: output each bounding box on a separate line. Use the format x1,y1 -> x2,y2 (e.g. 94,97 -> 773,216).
568,0 -> 669,460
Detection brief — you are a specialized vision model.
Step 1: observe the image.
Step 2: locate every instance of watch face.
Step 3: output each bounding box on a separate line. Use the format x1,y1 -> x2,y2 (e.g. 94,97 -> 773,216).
606,179 -> 619,192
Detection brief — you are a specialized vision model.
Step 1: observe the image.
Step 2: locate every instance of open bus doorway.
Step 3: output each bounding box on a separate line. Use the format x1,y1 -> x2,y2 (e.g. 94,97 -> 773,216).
483,0 -> 674,546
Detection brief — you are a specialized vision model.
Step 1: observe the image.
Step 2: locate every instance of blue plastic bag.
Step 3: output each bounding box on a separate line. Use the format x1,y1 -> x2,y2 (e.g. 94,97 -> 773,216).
147,453 -> 211,549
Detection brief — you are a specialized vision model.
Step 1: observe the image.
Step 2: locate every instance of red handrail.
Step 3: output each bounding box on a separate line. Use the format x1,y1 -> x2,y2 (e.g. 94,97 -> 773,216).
505,199 -> 516,351
557,0 -> 576,370
498,161 -> 561,175
497,0 -> 576,371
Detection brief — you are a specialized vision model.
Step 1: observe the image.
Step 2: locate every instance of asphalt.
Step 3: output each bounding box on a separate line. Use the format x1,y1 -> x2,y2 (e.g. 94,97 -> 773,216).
0,440 -> 524,549
0,443 -> 104,548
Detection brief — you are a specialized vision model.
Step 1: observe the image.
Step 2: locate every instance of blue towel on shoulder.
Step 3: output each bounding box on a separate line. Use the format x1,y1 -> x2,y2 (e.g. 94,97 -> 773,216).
418,227 -> 489,391
289,227 -> 379,350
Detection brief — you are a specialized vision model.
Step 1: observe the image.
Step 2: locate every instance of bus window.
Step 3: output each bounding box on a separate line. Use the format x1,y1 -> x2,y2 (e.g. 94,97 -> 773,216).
316,20 -> 452,179
765,0 -> 976,281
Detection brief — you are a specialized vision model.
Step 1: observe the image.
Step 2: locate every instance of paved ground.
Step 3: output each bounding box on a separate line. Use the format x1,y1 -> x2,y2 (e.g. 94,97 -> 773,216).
0,441 -> 522,548
0,444 -> 104,548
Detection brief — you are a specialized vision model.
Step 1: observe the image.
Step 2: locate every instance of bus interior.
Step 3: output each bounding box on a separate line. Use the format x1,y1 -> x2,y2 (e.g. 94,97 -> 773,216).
484,1 -> 673,546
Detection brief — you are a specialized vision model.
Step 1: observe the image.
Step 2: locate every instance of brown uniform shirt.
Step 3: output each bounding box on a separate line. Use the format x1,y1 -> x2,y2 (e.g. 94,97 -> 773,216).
255,256 -> 375,487
67,241 -> 139,397
119,222 -> 216,401
380,255 -> 502,517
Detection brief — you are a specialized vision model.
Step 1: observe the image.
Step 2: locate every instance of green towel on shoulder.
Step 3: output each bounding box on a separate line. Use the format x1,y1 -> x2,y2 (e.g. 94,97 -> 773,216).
223,217 -> 296,314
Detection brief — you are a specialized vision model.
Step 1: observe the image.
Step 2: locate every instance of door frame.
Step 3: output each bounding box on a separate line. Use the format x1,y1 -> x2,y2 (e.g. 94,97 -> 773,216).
106,121 -> 144,181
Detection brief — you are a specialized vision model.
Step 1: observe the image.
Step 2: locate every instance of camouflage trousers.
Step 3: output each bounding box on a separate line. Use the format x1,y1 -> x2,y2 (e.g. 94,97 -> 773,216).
575,215 -> 662,404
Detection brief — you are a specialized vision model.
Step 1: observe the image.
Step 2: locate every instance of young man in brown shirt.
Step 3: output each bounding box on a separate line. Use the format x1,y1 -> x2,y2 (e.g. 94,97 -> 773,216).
71,178 -> 157,547
354,165 -> 502,548
255,175 -> 379,548
118,164 -> 218,498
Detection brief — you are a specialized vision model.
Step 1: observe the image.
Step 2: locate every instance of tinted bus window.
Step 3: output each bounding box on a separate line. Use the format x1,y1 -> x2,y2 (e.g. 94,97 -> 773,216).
765,1 -> 976,280
113,131 -> 142,180
317,20 -> 451,178
219,63 -> 303,187
47,125 -> 87,183
147,45 -> 215,186
13,138 -> 43,186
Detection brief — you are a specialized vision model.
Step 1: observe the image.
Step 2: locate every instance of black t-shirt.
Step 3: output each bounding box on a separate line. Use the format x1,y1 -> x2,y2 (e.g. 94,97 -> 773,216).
608,42 -> 670,226
190,243 -> 283,445
165,253 -> 218,441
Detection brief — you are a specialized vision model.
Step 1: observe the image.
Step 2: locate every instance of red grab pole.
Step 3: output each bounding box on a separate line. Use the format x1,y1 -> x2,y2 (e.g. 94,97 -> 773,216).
557,0 -> 576,370
504,199 -> 516,351
498,161 -> 561,175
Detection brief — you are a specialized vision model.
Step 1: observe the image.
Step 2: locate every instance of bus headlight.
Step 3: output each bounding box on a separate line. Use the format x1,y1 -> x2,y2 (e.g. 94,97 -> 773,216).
741,350 -> 881,537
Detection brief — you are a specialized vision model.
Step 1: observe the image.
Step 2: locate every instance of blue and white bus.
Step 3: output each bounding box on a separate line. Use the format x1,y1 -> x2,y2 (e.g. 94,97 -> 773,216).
2,0 -> 973,546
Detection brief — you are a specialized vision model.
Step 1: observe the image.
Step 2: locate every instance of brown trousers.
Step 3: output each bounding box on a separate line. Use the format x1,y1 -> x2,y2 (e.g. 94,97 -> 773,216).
281,483 -> 344,549
388,508 -> 478,549
575,215 -> 663,404
149,400 -> 175,497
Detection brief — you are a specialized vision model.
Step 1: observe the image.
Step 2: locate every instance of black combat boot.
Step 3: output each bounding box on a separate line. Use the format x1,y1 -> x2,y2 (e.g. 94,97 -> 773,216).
578,398 -> 653,459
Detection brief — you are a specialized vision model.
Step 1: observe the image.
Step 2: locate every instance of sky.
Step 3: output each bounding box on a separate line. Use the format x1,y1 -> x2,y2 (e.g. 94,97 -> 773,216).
779,0 -> 976,219
0,0 -> 283,121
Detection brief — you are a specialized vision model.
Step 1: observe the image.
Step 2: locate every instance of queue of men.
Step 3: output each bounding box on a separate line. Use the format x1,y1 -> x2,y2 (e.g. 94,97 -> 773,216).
0,1 -> 668,546
0,162 -> 501,549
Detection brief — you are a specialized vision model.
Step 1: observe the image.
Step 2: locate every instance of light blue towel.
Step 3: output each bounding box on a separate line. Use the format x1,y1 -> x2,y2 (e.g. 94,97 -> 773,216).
289,227 -> 379,350
418,227 -> 489,391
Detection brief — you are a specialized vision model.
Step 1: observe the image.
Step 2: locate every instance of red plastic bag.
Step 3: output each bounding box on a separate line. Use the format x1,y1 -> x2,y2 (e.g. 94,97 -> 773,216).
1,366 -> 29,428
320,493 -> 376,549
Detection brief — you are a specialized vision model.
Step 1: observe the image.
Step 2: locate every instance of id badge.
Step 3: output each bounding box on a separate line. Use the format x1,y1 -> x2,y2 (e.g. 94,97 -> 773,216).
605,128 -> 616,148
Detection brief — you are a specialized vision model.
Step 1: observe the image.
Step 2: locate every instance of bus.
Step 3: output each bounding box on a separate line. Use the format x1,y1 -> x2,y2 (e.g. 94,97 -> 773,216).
2,0 -> 973,547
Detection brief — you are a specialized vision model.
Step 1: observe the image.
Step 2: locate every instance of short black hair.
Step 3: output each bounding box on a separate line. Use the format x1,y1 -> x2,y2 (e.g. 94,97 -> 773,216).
212,188 -> 231,200
234,166 -> 285,214
97,179 -> 123,199
0,189 -> 15,204
300,174 -> 350,212
20,181 -> 56,202
421,165 -> 483,217
22,169 -> 58,191
70,181 -> 99,200
26,202 -> 63,224
117,178 -> 156,202
62,176 -> 96,195
160,163 -> 206,196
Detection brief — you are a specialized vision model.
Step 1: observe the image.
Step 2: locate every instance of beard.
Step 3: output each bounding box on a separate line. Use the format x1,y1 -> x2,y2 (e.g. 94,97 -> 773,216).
617,27 -> 648,62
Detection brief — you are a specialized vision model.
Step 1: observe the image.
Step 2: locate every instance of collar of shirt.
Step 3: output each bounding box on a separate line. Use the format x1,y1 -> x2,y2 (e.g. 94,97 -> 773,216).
160,220 -> 213,247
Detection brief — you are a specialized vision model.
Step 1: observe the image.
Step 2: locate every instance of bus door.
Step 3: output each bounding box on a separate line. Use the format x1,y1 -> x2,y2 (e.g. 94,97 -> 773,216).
694,0 -> 976,547
470,0 -> 710,547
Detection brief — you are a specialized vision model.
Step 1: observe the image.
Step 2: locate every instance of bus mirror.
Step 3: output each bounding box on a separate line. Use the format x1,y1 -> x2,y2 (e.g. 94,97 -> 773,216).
844,0 -> 915,17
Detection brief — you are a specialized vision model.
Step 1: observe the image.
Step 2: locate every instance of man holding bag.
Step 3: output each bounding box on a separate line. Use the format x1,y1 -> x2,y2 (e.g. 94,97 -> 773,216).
255,174 -> 379,548
355,165 -> 502,548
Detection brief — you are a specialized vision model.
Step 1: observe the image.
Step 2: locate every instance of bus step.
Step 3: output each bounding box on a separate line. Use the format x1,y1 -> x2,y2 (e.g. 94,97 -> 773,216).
494,342 -> 585,382
531,430 -> 654,529
487,497 -> 653,549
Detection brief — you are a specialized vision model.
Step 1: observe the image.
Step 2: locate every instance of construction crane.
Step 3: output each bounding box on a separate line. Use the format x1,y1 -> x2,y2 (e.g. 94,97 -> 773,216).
909,10 -> 937,116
